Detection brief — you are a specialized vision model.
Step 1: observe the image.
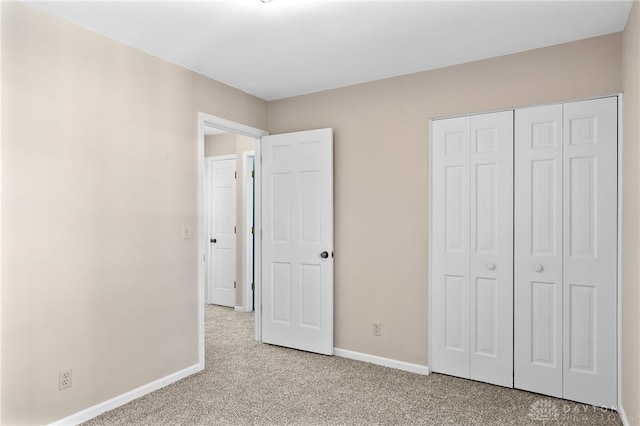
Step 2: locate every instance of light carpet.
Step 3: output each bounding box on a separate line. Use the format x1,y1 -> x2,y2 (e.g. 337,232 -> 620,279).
83,305 -> 621,425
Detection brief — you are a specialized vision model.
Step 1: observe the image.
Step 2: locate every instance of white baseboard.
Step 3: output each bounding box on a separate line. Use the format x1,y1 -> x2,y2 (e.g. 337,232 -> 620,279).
334,348 -> 430,376
50,363 -> 203,426
234,306 -> 250,312
619,403 -> 630,426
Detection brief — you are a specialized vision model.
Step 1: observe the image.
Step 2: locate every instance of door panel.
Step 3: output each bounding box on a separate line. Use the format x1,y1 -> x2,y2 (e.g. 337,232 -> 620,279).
531,159 -> 558,255
531,281 -> 558,366
445,165 -> 466,251
432,111 -> 513,385
431,117 -> 471,378
474,277 -> 497,356
261,128 -> 333,355
469,111 -> 513,387
514,104 -> 563,398
562,97 -> 617,407
444,274 -> 466,351
208,157 -> 237,307
272,262 -> 291,323
515,97 -> 618,406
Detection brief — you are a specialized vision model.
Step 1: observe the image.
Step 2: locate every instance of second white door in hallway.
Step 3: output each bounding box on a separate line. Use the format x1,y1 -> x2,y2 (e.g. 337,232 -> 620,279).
207,156 -> 237,307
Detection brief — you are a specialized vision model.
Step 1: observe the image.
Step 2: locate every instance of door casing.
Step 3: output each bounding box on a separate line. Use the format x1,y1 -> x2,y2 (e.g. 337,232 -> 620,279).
197,113 -> 268,368
242,151 -> 256,312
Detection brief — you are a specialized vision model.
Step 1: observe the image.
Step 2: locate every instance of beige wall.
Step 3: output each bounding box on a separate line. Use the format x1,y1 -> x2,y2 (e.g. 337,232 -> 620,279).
622,1 -> 640,423
205,134 -> 256,308
204,133 -> 237,156
0,2 -> 267,425
268,34 -> 622,367
2,1 -> 637,424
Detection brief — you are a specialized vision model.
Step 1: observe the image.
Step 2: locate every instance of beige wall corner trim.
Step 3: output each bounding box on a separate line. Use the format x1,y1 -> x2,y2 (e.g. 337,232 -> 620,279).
48,364 -> 202,426
0,0 -> 4,422
427,118 -> 434,376
334,348 -> 430,376
617,94 -> 625,418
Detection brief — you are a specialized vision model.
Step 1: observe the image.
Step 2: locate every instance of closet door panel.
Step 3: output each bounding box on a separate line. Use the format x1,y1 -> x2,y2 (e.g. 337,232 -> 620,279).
431,117 -> 471,378
469,111 -> 514,387
514,104 -> 563,398
562,97 -> 617,407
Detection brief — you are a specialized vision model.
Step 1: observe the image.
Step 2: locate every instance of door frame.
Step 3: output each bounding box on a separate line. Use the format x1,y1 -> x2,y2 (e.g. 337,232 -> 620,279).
616,94 -> 623,413
197,113 -> 268,367
242,150 -> 256,312
204,154 -> 237,306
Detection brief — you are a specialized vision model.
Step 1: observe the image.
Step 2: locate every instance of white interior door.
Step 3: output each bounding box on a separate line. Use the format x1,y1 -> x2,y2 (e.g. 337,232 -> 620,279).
208,156 -> 237,307
469,111 -> 513,387
515,97 -> 618,407
261,128 -> 333,355
514,104 -> 564,398
431,111 -> 513,385
562,97 -> 617,407
431,116 -> 471,378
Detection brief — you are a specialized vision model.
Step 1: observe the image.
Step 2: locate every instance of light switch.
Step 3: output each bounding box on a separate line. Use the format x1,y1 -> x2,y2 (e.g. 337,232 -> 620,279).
182,224 -> 191,239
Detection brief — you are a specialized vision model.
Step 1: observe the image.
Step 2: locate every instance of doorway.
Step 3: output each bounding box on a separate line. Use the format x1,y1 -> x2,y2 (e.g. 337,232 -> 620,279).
196,113 -> 267,367
204,132 -> 256,311
197,113 -> 335,365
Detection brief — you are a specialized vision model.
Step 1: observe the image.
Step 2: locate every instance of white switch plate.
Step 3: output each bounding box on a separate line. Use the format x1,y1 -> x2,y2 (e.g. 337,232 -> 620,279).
182,224 -> 191,239
372,321 -> 382,336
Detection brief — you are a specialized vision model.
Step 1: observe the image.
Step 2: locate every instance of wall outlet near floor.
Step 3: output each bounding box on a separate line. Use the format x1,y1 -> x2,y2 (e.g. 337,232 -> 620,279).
372,321 -> 382,337
59,369 -> 72,391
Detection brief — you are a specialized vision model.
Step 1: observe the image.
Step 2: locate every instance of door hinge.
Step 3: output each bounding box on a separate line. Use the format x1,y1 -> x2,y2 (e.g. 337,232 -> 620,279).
251,170 -> 255,178
234,281 -> 236,289
203,254 -> 206,262
251,226 -> 255,235
234,226 -> 237,234
251,282 -> 255,291
234,171 -> 237,179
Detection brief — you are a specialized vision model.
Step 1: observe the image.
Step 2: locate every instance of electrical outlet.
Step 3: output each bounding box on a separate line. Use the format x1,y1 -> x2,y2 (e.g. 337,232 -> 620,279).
59,369 -> 72,391
372,321 -> 382,337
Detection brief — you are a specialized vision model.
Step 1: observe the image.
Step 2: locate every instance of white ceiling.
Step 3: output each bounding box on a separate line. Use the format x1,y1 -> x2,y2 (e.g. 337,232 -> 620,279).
25,0 -> 633,101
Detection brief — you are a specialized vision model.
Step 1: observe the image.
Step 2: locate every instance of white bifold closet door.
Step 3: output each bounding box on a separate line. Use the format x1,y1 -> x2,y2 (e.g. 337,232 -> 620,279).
514,97 -> 617,407
431,111 -> 514,387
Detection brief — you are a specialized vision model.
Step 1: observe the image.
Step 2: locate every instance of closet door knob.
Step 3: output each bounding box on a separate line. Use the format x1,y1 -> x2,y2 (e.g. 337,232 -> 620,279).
487,263 -> 496,271
534,264 -> 543,272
